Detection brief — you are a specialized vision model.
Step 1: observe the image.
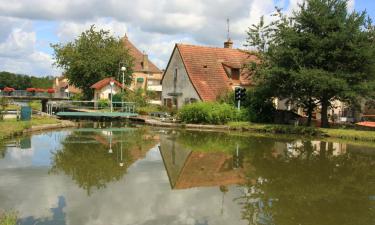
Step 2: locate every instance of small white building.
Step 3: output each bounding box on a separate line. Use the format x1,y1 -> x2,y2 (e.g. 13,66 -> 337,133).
90,77 -> 124,101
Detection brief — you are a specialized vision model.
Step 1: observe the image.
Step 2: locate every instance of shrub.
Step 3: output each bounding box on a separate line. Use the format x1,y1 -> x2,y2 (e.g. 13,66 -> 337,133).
178,102 -> 241,124
98,99 -> 109,108
242,88 -> 276,123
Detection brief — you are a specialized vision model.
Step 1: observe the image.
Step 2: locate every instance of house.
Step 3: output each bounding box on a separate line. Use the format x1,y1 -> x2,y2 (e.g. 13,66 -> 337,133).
53,76 -> 81,98
122,35 -> 163,104
90,77 -> 124,101
159,133 -> 246,189
161,39 -> 257,109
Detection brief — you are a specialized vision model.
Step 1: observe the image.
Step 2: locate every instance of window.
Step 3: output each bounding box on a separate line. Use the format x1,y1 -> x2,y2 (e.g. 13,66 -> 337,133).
173,68 -> 178,89
231,69 -> 240,80
108,93 -> 112,100
173,97 -> 178,108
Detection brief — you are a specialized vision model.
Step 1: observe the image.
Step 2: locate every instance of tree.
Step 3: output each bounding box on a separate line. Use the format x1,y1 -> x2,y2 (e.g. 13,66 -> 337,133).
51,25 -> 134,99
247,0 -> 375,127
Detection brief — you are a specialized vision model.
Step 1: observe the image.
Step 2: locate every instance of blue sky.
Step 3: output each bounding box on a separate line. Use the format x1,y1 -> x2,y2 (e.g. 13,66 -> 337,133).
0,0 -> 373,77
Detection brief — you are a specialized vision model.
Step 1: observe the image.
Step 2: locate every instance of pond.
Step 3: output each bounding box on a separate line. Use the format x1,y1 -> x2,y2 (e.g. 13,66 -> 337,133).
0,122 -> 374,225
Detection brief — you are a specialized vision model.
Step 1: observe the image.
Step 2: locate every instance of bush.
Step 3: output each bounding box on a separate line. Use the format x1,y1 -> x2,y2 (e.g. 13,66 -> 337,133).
178,102 -> 242,124
242,88 -> 276,123
98,99 -> 109,108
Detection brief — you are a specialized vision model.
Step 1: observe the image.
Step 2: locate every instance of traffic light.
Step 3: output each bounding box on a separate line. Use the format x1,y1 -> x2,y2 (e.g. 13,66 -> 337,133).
240,88 -> 246,101
234,87 -> 246,101
235,87 -> 241,101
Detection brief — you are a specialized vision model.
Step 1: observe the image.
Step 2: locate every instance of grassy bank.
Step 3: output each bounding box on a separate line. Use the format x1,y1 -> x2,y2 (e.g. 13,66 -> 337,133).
227,122 -> 375,142
0,116 -> 61,141
0,211 -> 18,225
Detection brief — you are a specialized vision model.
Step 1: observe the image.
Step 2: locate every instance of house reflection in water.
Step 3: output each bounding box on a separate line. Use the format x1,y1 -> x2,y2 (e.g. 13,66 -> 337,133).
158,134 -> 247,189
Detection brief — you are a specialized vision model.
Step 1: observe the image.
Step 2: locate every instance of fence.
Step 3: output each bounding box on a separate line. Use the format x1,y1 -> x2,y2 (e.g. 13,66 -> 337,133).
0,90 -> 69,98
46,100 -> 136,115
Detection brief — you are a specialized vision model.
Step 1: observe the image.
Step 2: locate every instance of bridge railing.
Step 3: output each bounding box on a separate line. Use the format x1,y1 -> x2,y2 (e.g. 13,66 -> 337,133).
46,100 -> 136,115
0,90 -> 69,98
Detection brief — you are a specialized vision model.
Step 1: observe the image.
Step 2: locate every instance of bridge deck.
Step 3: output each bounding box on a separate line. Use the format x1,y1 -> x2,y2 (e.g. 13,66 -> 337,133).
56,111 -> 139,118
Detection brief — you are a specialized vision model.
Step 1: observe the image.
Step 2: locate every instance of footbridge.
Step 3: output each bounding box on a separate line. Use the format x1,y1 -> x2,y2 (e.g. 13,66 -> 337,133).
47,100 -> 138,119
1,90 -> 69,112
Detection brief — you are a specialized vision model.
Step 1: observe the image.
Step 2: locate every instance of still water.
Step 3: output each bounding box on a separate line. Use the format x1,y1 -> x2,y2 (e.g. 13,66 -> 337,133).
0,123 -> 374,225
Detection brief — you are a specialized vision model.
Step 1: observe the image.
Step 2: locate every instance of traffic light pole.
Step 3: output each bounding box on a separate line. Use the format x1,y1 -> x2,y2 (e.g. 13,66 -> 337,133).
237,99 -> 240,110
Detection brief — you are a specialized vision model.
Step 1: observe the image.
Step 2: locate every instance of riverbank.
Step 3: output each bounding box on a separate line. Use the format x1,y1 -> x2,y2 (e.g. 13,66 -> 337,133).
0,116 -> 76,141
144,118 -> 375,142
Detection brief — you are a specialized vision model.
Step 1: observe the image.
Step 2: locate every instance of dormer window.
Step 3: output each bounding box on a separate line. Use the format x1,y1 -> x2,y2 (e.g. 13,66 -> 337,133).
231,68 -> 240,80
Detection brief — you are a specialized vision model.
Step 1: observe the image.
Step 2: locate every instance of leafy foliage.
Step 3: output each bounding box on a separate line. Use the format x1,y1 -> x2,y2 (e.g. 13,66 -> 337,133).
0,210 -> 18,225
242,88 -> 276,123
247,0 -> 375,127
0,71 -> 53,89
51,25 -> 134,99
0,98 -> 9,121
178,102 -> 242,124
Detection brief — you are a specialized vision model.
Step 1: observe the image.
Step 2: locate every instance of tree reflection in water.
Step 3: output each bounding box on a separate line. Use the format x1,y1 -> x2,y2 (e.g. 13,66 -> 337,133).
238,140 -> 375,225
171,131 -> 375,224
50,127 -> 158,195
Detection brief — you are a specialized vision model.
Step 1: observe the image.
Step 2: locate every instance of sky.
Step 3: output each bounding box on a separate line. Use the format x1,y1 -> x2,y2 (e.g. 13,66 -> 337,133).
0,0 -> 373,77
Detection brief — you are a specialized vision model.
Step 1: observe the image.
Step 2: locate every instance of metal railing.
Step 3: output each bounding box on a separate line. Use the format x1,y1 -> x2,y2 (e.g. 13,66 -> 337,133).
46,100 -> 136,115
0,90 -> 69,98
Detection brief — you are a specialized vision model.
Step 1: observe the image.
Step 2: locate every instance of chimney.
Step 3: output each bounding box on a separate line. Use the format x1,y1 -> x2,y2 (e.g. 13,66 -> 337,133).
224,38 -> 233,48
142,52 -> 149,71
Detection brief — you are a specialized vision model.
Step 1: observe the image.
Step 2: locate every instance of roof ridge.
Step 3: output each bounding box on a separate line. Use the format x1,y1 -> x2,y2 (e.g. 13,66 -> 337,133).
176,43 -> 244,51
123,37 -> 162,73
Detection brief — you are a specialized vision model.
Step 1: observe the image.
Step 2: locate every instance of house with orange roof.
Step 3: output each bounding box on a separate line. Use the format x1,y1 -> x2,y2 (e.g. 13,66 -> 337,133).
161,39 -> 257,109
90,77 -> 125,101
122,35 -> 163,104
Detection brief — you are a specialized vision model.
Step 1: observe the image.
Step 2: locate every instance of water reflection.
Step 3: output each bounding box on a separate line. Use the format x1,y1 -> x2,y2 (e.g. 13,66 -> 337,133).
19,196 -> 66,225
159,131 -> 246,189
49,126 -> 159,195
239,140 -> 375,225
160,130 -> 375,224
0,126 -> 375,225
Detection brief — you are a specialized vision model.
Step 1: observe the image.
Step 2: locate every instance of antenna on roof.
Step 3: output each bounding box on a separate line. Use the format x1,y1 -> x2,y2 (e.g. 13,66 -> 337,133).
226,18 -> 230,40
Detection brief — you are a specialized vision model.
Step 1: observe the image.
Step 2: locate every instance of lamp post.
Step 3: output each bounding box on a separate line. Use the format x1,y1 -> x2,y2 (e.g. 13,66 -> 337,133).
121,66 -> 126,92
64,88 -> 70,99
110,80 -> 114,112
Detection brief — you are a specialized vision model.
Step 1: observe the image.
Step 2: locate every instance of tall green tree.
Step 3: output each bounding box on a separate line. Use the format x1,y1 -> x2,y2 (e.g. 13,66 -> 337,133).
247,0 -> 375,127
51,25 -> 134,99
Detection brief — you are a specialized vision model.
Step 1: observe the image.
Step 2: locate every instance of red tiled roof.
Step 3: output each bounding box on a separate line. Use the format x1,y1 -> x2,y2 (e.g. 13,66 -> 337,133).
123,36 -> 162,73
176,44 -> 257,101
90,77 -> 124,90
356,121 -> 375,128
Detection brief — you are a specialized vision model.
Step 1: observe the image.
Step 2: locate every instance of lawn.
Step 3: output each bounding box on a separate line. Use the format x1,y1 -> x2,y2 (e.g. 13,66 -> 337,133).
227,121 -> 375,142
0,116 -> 61,140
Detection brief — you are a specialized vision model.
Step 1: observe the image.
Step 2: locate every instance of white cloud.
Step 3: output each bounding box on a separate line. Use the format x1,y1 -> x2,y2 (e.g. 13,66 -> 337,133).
0,21 -> 61,76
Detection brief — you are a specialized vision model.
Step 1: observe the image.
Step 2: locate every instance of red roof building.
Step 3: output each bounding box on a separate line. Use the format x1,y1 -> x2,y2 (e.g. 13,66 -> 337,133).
90,77 -> 127,101
90,77 -> 124,90
122,35 -> 163,104
161,39 -> 257,108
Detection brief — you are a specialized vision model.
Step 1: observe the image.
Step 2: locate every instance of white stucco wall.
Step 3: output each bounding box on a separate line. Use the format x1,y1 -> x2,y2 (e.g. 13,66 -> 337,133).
94,85 -> 121,100
161,47 -> 201,109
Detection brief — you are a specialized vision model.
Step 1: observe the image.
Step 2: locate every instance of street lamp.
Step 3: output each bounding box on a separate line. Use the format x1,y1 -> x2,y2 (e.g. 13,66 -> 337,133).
121,66 -> 126,92
64,88 -> 70,98
110,80 -> 114,112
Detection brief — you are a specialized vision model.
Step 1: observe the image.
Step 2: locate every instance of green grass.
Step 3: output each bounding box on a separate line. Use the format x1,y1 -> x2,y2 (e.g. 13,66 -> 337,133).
28,101 -> 42,111
227,121 -> 375,142
0,116 -> 61,140
0,211 -> 18,225
322,128 -> 375,142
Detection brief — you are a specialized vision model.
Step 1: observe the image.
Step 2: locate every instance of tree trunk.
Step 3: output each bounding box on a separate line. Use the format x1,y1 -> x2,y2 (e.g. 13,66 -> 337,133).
306,98 -> 313,127
321,98 -> 329,128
